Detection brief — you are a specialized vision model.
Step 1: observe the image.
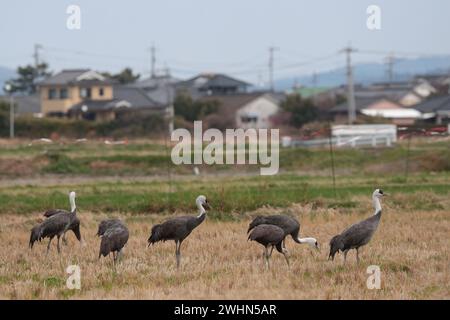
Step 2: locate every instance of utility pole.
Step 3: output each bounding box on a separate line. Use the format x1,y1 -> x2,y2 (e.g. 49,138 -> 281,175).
385,52 -> 395,85
33,43 -> 42,68
3,83 -> 14,138
150,44 -> 156,78
268,46 -> 279,92
9,94 -> 14,139
340,45 -> 357,124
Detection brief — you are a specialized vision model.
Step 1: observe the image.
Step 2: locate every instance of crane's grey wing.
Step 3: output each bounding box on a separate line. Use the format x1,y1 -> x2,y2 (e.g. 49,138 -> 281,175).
340,217 -> 379,249
40,214 -> 71,237
44,209 -> 69,218
266,215 -> 300,235
100,225 -> 129,255
248,224 -> 285,244
69,218 -> 82,241
97,219 -> 122,236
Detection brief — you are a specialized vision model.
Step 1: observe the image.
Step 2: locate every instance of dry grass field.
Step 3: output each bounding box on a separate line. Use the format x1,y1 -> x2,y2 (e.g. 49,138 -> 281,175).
0,194 -> 449,300
0,138 -> 448,299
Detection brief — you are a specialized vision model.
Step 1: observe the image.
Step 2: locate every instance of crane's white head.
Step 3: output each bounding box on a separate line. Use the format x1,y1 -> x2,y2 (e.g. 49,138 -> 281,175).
69,191 -> 76,212
305,237 -> 320,251
373,189 -> 385,198
196,195 -> 210,212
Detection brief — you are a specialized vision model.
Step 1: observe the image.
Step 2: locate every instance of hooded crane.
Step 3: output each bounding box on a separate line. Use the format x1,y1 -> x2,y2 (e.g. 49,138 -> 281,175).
248,224 -> 289,269
248,214 -> 319,252
98,219 -> 129,265
43,209 -> 82,245
97,218 -> 122,237
148,195 -> 210,269
328,189 -> 386,263
29,191 -> 79,254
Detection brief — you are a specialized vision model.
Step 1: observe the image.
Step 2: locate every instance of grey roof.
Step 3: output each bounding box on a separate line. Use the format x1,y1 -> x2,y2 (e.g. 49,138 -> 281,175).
69,86 -> 163,112
39,69 -> 89,85
330,96 -> 390,113
0,94 -> 40,114
177,73 -> 251,89
131,75 -> 180,89
129,75 -> 179,105
413,95 -> 450,113
39,69 -> 114,86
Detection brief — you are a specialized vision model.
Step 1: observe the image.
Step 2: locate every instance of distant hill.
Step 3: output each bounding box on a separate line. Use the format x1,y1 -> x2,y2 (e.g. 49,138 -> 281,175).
0,66 -> 15,94
275,55 -> 450,90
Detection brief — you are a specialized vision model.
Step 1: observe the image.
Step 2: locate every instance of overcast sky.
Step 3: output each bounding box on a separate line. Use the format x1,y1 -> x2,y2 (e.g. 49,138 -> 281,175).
1,0 -> 449,83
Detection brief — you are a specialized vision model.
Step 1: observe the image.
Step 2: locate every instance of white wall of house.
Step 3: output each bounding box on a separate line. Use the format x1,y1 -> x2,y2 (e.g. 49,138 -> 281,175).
235,95 -> 279,129
399,92 -> 423,106
413,82 -> 437,98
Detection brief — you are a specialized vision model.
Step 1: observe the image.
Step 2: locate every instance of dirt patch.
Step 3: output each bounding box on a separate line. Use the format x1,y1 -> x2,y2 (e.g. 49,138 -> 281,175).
0,157 -> 47,177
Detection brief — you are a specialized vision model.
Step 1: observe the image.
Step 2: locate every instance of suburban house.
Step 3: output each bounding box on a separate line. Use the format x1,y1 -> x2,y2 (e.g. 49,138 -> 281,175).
335,80 -> 437,107
176,73 -> 250,99
413,94 -> 450,124
129,74 -> 180,106
68,85 -> 164,121
38,69 -> 164,121
330,96 -> 422,125
199,92 -> 283,129
38,69 -> 115,116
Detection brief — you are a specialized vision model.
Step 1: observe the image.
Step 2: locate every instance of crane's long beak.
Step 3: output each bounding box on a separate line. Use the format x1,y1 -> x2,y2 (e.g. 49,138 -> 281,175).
203,202 -> 211,210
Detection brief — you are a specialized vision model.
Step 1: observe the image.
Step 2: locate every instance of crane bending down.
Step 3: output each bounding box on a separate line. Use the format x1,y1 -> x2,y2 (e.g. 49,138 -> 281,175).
98,219 -> 129,265
43,209 -> 82,245
328,189 -> 386,263
29,191 -> 80,254
148,195 -> 210,269
248,214 -> 319,252
248,224 -> 289,269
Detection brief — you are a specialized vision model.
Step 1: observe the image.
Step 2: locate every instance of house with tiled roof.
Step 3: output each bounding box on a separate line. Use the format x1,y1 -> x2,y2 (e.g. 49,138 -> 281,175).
177,73 -> 250,99
199,92 -> 284,129
38,69 -> 165,121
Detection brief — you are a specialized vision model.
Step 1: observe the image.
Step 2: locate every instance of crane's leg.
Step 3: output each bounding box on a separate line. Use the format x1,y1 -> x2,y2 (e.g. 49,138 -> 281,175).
113,251 -> 118,265
46,237 -> 53,255
264,247 -> 270,270
175,240 -> 181,270
56,235 -> 61,254
268,246 -> 274,257
343,249 -> 349,264
356,248 -> 360,264
62,232 -> 68,246
282,248 -> 290,268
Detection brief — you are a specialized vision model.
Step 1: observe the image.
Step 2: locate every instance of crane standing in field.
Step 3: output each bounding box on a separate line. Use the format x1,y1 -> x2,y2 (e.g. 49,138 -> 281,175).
98,219 -> 129,265
328,189 -> 386,263
148,195 -> 210,269
248,214 -> 319,252
43,209 -> 82,246
97,218 -> 122,237
29,191 -> 80,254
248,224 -> 290,269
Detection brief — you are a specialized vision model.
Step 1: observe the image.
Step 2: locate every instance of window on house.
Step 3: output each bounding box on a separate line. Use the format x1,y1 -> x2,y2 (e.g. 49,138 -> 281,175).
48,88 -> 57,100
80,87 -> 92,99
60,88 -> 68,99
241,116 -> 258,123
99,88 -> 104,96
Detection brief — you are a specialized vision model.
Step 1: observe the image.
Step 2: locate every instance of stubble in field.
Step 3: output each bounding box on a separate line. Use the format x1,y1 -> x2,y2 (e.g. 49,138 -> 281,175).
0,201 -> 448,300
